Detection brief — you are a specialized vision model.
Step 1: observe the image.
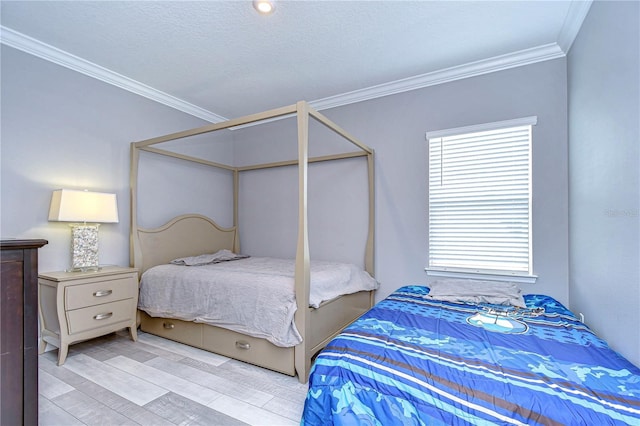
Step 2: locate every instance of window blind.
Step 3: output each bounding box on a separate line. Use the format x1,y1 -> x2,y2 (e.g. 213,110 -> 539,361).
428,119 -> 534,276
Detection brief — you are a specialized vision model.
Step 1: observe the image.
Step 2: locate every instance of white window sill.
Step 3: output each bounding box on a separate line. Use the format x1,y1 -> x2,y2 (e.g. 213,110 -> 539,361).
425,268 -> 538,284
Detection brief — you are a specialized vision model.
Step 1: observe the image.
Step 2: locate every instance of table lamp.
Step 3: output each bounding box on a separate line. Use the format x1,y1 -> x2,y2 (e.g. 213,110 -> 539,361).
48,189 -> 119,271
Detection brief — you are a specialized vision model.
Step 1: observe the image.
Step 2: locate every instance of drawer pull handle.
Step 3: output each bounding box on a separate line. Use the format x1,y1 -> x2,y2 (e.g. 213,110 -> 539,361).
94,290 -> 113,297
93,312 -> 113,320
235,340 -> 251,350
163,322 -> 175,330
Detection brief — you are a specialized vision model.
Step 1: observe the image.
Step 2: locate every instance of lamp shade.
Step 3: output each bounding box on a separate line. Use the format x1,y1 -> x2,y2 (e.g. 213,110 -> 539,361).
48,189 -> 119,223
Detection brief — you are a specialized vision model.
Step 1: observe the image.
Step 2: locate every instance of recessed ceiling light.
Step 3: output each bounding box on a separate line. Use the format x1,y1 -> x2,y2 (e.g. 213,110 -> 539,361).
253,0 -> 275,15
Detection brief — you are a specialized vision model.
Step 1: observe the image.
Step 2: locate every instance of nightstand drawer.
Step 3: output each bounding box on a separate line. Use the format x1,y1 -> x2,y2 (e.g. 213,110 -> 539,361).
66,299 -> 135,334
65,276 -> 137,310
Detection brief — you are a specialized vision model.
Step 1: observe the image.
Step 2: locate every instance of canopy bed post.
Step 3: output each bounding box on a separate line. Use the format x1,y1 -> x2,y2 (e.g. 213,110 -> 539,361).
233,169 -> 240,253
294,101 -> 311,382
366,151 -> 375,306
129,143 -> 141,269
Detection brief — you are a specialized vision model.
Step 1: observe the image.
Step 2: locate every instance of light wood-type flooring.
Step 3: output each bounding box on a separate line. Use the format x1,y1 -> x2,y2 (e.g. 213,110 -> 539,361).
38,330 -> 308,425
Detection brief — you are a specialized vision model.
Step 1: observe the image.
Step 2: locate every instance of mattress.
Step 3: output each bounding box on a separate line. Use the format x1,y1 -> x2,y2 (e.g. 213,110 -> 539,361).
138,256 -> 378,347
302,285 -> 640,425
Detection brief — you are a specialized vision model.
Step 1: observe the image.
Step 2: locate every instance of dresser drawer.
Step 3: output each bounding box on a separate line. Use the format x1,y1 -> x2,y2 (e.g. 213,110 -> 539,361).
65,275 -> 137,310
65,299 -> 135,334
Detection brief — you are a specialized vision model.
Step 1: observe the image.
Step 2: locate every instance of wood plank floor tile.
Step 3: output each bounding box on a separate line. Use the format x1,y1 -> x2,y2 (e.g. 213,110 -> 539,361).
99,335 -> 158,363
39,354 -> 89,388
263,395 -> 307,422
50,390 -> 140,425
63,354 -> 168,406
144,392 -> 248,426
105,355 -> 222,406
39,369 -> 75,400
137,333 -> 230,366
207,395 -> 298,426
122,339 -> 187,362
221,358 -> 308,393
145,356 -> 274,407
181,358 -> 308,403
39,331 -> 309,425
39,395 -> 86,426
74,380 -> 175,426
79,346 -> 119,362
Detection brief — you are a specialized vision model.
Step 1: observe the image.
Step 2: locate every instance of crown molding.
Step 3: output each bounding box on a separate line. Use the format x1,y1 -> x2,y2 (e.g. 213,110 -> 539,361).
2,24 -> 567,122
557,0 -> 593,53
310,43 -> 565,111
0,25 -> 227,123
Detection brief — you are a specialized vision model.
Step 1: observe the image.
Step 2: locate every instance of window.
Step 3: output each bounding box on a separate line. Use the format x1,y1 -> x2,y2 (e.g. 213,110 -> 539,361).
426,117 -> 537,282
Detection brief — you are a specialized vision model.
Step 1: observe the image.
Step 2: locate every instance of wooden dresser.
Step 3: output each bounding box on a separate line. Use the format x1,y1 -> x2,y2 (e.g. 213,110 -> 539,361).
1,238 -> 48,426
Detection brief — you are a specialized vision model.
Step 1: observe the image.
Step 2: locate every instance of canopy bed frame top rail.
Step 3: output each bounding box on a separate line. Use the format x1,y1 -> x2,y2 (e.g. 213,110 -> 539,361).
130,101 -> 375,382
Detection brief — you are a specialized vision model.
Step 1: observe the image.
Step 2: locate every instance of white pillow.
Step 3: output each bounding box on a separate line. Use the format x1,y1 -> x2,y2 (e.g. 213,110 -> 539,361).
427,279 -> 526,307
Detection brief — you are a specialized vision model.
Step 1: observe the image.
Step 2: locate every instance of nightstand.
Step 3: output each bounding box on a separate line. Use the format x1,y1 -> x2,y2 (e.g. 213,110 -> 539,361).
38,266 -> 138,365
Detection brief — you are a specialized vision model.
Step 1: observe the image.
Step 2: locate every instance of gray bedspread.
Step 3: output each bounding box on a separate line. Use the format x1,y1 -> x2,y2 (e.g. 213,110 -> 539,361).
138,257 -> 379,347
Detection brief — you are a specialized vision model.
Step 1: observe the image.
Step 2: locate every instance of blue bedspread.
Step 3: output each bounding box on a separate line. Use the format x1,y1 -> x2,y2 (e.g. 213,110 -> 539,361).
302,285 -> 640,425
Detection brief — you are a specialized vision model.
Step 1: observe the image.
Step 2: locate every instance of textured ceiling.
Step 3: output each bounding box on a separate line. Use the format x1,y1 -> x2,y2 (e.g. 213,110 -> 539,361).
1,1 -> 588,120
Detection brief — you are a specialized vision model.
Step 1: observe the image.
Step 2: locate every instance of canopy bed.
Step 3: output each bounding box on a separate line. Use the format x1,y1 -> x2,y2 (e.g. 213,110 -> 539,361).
130,101 -> 376,383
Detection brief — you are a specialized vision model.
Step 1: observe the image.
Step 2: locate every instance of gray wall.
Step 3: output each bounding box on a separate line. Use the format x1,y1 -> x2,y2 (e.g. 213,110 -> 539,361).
236,58 -> 570,305
0,46 -> 215,271
3,42 -> 571,342
234,116 -> 371,267
568,0 -> 640,366
338,60 -> 570,303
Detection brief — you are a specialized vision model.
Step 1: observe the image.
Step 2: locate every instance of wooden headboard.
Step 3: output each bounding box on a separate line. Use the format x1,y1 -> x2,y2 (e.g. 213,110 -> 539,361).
133,214 -> 239,274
